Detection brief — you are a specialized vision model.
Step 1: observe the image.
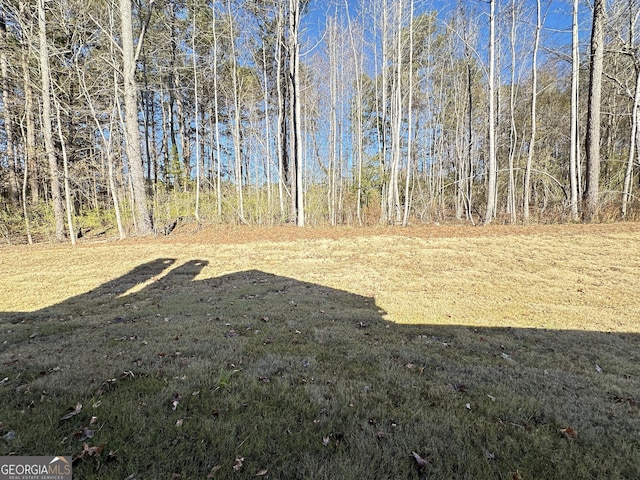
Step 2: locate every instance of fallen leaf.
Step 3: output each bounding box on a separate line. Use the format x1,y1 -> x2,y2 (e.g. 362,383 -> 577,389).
256,469 -> 268,476
171,393 -> 181,411
411,451 -> 429,468
233,456 -> 244,471
72,443 -> 104,463
560,427 -> 578,439
61,403 -> 82,420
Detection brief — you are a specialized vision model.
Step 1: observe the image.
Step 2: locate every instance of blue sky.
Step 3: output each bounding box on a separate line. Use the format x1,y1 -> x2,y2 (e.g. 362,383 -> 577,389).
301,0 -> 591,54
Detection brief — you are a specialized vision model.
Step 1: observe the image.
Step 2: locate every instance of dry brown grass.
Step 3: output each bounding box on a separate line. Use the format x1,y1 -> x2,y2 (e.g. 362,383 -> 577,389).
2,223 -> 639,333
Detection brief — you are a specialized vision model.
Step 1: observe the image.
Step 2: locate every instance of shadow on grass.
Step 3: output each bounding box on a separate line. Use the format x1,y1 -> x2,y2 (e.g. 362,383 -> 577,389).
1,258 -> 640,479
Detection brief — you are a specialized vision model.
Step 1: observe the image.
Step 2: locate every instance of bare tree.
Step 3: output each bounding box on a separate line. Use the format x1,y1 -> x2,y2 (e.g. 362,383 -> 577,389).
289,0 -> 304,226
622,60 -> 640,218
1,12 -> 18,205
18,1 -> 38,205
53,98 -> 76,245
523,0 -> 544,223
226,0 -> 246,223
506,0 -> 519,224
621,1 -> 640,218
484,0 -> 497,224
569,0 -> 581,221
402,0 -> 415,227
211,1 -> 223,218
37,0 -> 65,241
388,0 -> 404,225
583,0 -> 606,222
119,0 -> 153,234
191,4 -> 201,223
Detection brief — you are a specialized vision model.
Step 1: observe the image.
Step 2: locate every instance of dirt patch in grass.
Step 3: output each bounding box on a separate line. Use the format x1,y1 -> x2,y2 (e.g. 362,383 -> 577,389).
1,223 -> 639,478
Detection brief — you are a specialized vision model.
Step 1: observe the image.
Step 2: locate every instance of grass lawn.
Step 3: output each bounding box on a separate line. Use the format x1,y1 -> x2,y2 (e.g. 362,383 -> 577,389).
1,223 -> 640,479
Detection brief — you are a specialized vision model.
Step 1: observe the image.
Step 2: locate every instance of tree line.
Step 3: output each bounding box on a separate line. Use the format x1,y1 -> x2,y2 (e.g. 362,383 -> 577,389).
0,0 -> 639,242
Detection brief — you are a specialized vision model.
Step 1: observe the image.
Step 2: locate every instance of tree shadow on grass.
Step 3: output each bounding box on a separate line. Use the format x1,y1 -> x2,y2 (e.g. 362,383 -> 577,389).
1,258 -> 640,479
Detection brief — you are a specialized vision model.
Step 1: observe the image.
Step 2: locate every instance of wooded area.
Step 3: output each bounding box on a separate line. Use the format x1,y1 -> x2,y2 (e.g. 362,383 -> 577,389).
1,0 -> 639,242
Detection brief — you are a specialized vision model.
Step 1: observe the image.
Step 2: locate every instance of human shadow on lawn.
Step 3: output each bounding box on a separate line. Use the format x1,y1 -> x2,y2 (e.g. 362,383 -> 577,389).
2,258 -> 640,479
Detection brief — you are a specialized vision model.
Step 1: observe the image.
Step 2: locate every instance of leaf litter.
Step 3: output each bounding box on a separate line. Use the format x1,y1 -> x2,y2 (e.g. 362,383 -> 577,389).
60,403 -> 82,421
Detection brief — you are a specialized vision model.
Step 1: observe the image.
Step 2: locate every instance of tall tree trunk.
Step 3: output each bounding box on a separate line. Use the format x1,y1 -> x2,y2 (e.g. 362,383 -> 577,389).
1,13 -> 18,205
583,0 -> 606,222
119,0 -> 153,234
377,0 -> 389,224
523,0 -> 542,224
466,58 -> 474,223
344,1 -> 364,225
622,62 -> 640,218
328,16 -> 337,225
54,99 -> 76,245
211,3 -> 223,218
37,0 -> 65,241
484,0 -> 497,225
192,8 -> 201,223
175,75 -> 191,190
569,0 -> 580,221
289,0 -> 304,226
110,69 -> 126,240
20,1 -> 38,205
388,0 -> 403,225
461,1 -> 475,223
227,0 -> 246,223
507,0 -> 518,224
261,36 -> 273,222
402,0 -> 415,227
